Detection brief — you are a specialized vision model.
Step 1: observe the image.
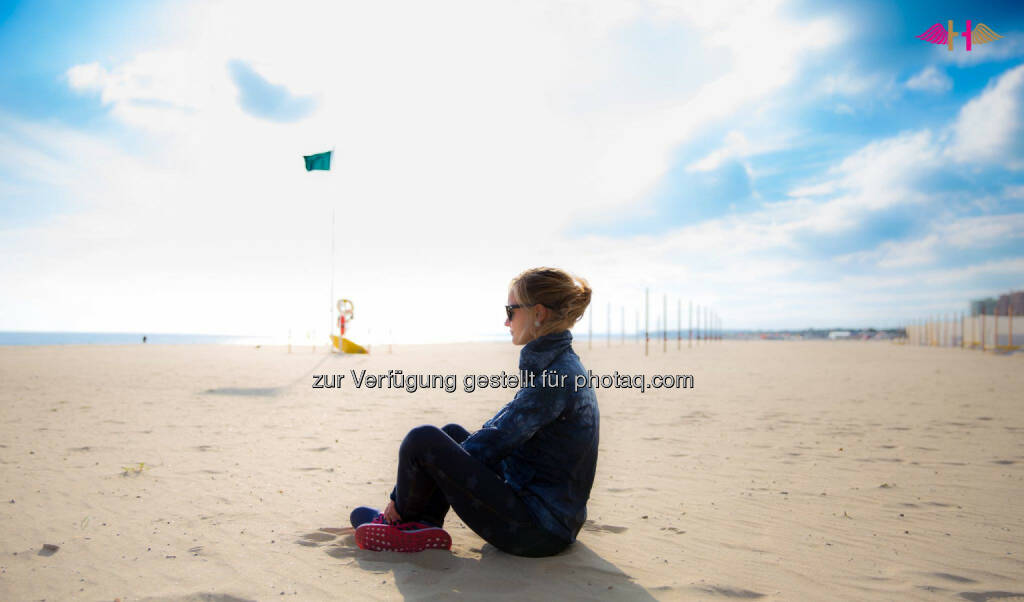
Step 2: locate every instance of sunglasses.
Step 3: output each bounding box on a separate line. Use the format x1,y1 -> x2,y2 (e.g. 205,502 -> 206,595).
505,304 -> 524,321
505,303 -> 554,321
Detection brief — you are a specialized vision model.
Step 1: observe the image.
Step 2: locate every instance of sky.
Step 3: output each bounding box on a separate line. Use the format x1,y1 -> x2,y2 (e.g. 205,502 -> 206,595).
0,0 -> 1022,343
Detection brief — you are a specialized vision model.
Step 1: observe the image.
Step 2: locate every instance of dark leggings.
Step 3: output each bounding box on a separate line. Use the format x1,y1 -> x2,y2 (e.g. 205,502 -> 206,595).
392,423 -> 569,558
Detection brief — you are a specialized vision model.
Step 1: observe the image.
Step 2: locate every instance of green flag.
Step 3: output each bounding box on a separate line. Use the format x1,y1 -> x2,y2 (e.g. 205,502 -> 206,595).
303,150 -> 332,171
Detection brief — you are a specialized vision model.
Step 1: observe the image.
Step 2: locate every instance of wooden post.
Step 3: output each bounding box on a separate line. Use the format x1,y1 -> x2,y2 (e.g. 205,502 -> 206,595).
644,288 -> 649,357
607,302 -> 611,348
696,305 -> 701,345
677,299 -> 682,350
663,294 -> 667,353
1009,304 -> 1014,349
688,301 -> 693,348
995,306 -> 1001,349
981,311 -> 986,351
588,306 -> 592,350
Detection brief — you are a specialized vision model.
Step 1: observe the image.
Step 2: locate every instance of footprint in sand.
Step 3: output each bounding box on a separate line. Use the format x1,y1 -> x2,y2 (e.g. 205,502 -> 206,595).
959,592 -> 1024,602
930,573 -> 977,583
583,520 -> 628,534
296,527 -> 351,547
694,585 -> 765,599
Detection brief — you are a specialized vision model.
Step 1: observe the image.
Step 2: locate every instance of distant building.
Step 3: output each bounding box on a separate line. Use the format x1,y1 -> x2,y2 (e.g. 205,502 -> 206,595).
828,330 -> 851,340
996,291 -> 1024,316
970,297 -> 998,316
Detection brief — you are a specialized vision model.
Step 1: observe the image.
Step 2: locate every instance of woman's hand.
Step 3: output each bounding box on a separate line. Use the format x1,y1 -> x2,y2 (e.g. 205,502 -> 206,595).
384,500 -> 402,523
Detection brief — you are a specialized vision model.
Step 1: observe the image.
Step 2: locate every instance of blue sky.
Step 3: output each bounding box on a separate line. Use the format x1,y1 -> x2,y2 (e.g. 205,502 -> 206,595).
0,0 -> 1022,340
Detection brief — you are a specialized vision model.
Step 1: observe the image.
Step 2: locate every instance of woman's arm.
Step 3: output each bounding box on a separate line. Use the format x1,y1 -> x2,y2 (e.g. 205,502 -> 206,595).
461,382 -> 567,468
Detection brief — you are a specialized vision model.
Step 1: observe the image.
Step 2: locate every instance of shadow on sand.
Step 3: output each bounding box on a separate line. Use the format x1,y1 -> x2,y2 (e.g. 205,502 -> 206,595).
298,527 -> 658,600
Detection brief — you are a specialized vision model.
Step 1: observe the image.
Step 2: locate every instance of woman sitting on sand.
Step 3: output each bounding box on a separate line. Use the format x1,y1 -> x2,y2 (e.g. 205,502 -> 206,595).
352,267 -> 599,557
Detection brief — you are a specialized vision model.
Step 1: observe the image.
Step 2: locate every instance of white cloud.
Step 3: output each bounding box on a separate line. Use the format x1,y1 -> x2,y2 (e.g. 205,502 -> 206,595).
942,214 -> 1024,249
65,62 -> 105,90
686,131 -> 751,172
3,0 -> 851,338
948,63 -> 1024,168
1005,184 -> 1024,199
836,236 -> 939,269
685,126 -> 798,175
821,71 -> 887,96
905,65 -> 952,93
5,3 -> 1021,335
817,67 -> 901,113
787,181 -> 836,197
778,130 -> 941,235
785,64 -> 1024,240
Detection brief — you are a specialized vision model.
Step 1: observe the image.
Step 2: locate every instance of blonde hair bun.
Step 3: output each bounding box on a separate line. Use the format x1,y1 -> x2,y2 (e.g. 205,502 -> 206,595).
510,267 -> 592,336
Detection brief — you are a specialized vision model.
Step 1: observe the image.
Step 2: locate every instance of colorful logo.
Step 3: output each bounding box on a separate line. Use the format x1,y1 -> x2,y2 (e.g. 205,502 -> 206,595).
917,20 -> 1002,51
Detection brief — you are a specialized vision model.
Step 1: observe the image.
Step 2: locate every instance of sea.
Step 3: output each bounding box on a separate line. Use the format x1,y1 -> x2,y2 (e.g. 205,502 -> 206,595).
0,331 -> 671,346
0,331 -> 272,346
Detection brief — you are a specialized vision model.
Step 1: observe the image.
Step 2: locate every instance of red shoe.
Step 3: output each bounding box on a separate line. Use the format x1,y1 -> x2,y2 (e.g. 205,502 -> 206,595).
355,521 -> 452,552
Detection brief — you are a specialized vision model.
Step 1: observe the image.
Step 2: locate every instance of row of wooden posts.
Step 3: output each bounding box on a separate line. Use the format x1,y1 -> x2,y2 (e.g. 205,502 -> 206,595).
906,305 -> 1020,352
585,289 -> 722,355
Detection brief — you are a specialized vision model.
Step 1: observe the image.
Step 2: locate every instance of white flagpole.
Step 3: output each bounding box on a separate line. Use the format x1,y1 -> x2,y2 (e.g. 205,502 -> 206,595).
328,148 -> 337,349
330,206 -> 336,343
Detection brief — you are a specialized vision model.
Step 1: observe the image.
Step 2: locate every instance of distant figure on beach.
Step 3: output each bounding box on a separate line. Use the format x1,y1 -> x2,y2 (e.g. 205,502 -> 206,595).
351,267 -> 599,557
142,336 -> 147,344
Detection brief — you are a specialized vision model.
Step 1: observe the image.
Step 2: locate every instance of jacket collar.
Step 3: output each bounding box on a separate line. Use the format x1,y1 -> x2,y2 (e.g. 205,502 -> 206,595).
519,330 -> 573,373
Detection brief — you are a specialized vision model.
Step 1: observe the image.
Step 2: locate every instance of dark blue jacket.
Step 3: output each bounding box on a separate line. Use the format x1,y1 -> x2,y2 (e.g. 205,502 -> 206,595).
461,330 -> 600,543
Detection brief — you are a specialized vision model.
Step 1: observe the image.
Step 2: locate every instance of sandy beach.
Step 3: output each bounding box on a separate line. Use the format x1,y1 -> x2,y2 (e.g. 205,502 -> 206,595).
1,339 -> 1022,601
